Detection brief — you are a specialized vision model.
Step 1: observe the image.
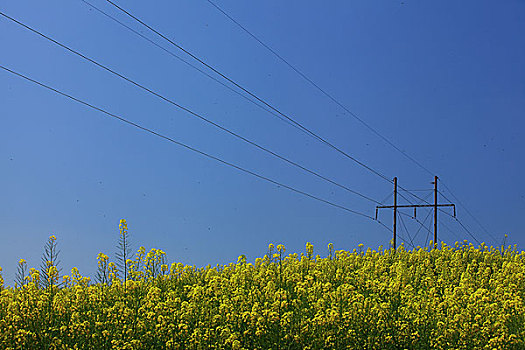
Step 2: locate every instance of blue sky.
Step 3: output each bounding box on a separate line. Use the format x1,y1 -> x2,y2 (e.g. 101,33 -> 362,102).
1,0 -> 524,285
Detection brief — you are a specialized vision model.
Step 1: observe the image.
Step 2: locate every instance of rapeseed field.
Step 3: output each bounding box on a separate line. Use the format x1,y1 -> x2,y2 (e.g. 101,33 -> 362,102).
0,225 -> 523,349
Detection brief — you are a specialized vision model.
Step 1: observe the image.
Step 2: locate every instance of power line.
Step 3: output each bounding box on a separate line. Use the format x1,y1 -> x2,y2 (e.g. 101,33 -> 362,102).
204,0 -> 435,178
376,220 -> 394,234
381,183 -> 430,207
439,185 -> 499,244
440,219 -> 463,244
377,176 -> 456,250
0,64 -> 383,223
453,217 -> 482,246
103,0 -> 393,183
204,0 -> 494,247
403,185 -> 490,247
425,215 -> 433,247
398,186 -> 456,220
379,191 -> 393,205
411,208 -> 433,243
106,2 -> 474,244
398,185 -> 449,211
79,0 -> 307,136
411,202 -> 478,246
100,1 -> 460,230
0,11 -> 382,205
397,234 -> 414,249
397,211 -> 415,249
398,210 -> 434,241
419,189 -> 489,246
395,205 -> 437,245
396,210 -> 453,249
205,0 -> 460,221
415,191 -> 434,205
3,7 -> 488,249
396,186 -> 433,206
396,189 -> 430,207
371,174 -> 466,246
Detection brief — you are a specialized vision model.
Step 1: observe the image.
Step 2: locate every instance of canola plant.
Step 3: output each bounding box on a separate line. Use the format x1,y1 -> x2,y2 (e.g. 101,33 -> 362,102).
0,238 -> 524,349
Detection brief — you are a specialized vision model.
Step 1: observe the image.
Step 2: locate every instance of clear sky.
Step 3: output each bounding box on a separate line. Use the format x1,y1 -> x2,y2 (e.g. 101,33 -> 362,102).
1,0 -> 524,285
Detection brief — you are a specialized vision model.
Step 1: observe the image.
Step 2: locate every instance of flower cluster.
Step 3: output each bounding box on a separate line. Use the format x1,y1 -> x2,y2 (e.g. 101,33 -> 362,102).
0,241 -> 524,349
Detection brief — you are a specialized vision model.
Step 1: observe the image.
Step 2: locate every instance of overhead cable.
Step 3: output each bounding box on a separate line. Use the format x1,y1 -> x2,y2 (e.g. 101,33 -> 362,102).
410,208 -> 433,243
79,0 -> 306,135
204,0 -> 435,177
397,211 -> 415,248
205,0 -> 493,247
440,186 -> 498,244
103,0 -> 393,183
0,11 -> 381,205
0,64 -> 382,222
